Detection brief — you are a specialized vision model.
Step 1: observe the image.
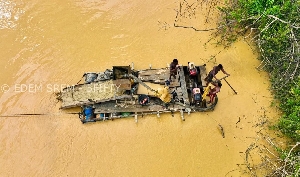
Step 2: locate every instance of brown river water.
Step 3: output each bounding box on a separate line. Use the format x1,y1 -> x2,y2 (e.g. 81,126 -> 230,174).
0,0 -> 279,176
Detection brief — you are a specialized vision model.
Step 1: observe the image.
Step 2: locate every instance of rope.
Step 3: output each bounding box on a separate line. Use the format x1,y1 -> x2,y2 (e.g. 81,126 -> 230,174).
0,112 -> 79,117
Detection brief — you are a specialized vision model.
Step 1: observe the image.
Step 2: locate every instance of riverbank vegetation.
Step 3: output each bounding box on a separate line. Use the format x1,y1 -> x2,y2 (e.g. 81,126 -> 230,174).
217,0 -> 300,175
173,0 -> 299,175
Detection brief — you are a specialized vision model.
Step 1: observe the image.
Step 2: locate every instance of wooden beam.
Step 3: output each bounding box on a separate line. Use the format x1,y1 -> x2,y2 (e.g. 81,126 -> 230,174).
178,66 -> 190,105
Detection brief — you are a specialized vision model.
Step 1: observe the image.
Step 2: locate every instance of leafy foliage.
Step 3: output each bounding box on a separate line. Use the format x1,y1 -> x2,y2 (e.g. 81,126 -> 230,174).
217,0 -> 300,175
218,0 -> 300,140
278,78 -> 300,141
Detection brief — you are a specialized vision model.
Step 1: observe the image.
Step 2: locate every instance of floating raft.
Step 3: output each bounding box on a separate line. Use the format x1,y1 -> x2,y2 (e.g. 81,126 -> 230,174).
58,64 -> 219,124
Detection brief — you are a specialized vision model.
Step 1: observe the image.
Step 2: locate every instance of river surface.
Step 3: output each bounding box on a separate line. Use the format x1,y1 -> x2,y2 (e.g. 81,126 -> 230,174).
0,0 -> 279,176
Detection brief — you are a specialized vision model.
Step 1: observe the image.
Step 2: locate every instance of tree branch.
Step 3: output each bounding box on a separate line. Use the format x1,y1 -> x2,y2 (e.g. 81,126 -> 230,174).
267,15 -> 300,29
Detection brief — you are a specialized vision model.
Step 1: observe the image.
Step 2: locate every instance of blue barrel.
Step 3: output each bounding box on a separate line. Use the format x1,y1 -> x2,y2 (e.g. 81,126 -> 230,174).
84,107 -> 93,120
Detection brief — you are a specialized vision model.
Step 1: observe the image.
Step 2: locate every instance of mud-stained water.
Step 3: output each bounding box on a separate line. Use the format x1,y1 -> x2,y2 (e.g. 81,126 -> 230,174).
0,0 -> 279,176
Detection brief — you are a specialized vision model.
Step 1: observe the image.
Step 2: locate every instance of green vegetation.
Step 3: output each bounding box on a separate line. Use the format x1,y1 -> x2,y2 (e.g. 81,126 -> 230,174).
218,0 -> 299,140
279,78 -> 300,141
216,0 -> 299,175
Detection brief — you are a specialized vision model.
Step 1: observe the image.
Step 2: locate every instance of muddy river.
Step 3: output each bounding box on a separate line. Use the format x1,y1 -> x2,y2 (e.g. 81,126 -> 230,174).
0,0 -> 279,176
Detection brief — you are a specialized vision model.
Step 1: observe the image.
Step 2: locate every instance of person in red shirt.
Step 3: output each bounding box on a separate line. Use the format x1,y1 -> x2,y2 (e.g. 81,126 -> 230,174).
207,81 -> 222,104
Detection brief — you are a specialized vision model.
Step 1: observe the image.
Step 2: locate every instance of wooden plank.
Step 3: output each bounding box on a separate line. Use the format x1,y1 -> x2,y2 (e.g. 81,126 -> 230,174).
178,66 -> 190,105
138,68 -> 168,76
139,75 -> 168,81
61,95 -> 133,109
138,68 -> 181,88
137,77 -> 180,87
95,104 -> 164,113
137,82 -> 162,96
199,65 -> 207,86
139,70 -> 169,82
113,79 -> 131,90
138,76 -> 166,84
169,80 -> 180,87
94,102 -> 186,113
60,79 -> 133,109
61,79 -> 131,92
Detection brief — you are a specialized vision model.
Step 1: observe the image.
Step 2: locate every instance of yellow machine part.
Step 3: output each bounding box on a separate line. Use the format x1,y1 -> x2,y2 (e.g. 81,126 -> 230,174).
137,82 -> 171,103
202,83 -> 213,101
156,87 -> 171,103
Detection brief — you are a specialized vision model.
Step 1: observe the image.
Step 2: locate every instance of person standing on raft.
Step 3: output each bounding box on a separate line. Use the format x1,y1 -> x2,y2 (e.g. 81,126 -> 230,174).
204,64 -> 230,85
169,59 -> 179,81
207,81 -> 222,104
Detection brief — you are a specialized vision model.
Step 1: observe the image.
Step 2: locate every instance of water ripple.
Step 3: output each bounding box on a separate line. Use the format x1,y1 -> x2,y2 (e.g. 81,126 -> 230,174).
0,0 -> 24,29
